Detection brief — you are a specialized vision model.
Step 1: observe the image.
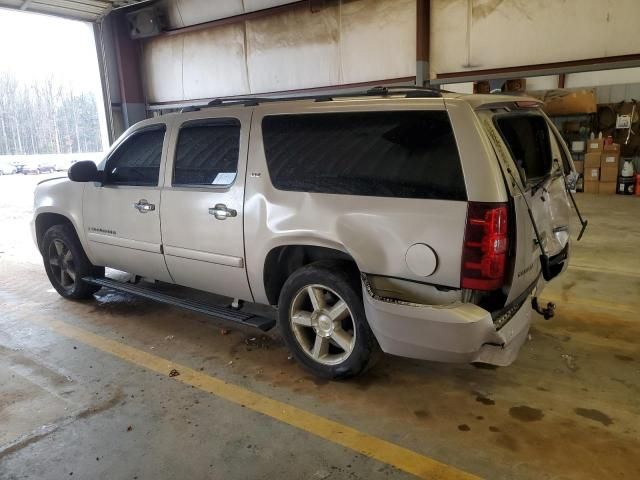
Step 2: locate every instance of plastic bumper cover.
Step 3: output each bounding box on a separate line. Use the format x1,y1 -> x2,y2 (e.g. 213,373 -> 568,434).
362,286 -> 532,366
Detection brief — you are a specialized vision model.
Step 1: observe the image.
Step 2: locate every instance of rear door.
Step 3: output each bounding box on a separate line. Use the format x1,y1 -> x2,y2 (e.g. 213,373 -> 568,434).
479,110 -> 571,303
159,112 -> 253,301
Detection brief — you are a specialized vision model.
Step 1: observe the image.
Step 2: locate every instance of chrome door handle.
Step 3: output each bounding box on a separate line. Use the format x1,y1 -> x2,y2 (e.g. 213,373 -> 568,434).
209,203 -> 237,220
134,199 -> 155,213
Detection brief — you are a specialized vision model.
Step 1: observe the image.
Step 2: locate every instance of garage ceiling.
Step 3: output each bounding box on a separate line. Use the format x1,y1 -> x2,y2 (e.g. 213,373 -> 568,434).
0,0 -> 150,22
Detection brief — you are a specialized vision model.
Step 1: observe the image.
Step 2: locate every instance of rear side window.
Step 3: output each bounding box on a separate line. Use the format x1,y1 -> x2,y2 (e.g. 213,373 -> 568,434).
262,111 -> 466,200
495,114 -> 552,183
105,127 -> 165,186
173,119 -> 241,186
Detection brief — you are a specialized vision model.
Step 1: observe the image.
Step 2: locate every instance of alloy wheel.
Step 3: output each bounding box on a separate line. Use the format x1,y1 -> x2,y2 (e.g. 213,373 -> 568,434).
48,239 -> 76,289
289,284 -> 356,365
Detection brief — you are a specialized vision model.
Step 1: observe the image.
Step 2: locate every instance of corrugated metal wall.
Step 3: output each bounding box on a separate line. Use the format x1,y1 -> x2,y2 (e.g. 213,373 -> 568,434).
142,0 -> 416,104
430,0 -> 640,79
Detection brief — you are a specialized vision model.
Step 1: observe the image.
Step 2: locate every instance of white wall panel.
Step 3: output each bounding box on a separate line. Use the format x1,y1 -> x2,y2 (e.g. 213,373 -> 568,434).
161,0 -> 298,29
430,0 -> 640,78
525,76 -> 558,91
245,5 -> 342,93
443,82 -> 473,93
143,0 -> 416,103
566,68 -> 640,88
594,84 -> 640,104
143,35 -> 184,103
244,0 -> 296,13
183,25 -> 250,99
340,0 -> 415,84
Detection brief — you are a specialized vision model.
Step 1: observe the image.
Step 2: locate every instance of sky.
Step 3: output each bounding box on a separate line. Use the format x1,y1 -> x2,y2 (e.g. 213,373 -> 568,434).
0,8 -> 108,149
0,8 -> 100,92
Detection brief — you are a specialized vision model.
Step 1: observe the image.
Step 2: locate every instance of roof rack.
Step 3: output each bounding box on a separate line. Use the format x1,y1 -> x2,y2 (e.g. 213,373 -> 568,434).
180,86 -> 443,113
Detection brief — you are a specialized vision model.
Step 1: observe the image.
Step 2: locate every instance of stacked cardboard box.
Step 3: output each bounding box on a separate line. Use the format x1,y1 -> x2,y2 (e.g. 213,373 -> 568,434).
573,160 -> 584,174
581,140 -> 621,194
583,141 -> 602,193
599,143 -> 620,194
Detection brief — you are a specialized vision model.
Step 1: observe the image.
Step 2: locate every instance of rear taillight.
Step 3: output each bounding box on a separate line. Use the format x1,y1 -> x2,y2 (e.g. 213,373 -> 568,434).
461,202 -> 509,291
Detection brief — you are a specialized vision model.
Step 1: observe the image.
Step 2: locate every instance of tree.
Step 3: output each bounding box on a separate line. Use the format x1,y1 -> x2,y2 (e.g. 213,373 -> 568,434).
0,71 -> 103,155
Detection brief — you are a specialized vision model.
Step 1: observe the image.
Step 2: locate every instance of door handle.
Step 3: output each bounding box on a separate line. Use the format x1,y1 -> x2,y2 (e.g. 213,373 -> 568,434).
209,203 -> 237,220
134,199 -> 155,213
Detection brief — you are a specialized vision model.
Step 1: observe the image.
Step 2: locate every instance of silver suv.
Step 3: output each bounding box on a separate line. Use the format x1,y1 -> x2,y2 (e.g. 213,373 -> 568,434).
32,87 -> 585,378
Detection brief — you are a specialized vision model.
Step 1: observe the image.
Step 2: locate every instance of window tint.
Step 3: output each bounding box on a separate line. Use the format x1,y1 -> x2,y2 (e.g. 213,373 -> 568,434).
173,119 -> 240,186
261,111 -> 466,200
495,114 -> 552,182
105,128 -> 165,186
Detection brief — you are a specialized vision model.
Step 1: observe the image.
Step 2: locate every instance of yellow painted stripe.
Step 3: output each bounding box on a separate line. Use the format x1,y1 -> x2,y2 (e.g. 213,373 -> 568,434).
38,318 -> 479,480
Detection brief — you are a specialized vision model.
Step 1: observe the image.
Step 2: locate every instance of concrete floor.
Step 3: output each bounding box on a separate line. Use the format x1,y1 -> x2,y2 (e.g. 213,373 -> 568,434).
1,173 -> 639,480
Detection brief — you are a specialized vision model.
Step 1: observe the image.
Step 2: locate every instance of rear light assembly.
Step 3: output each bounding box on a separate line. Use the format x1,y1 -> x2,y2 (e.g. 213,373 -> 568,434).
461,202 -> 509,291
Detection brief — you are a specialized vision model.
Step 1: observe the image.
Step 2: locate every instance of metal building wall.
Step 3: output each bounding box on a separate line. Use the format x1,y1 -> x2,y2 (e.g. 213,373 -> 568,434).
142,0 -> 417,105
430,0 -> 640,84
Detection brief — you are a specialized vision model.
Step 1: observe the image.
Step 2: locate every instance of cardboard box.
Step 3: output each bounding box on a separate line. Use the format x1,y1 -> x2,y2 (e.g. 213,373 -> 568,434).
573,160 -> 584,174
599,181 -> 617,195
583,181 -> 599,194
603,143 -> 620,153
600,152 -> 620,168
529,88 -> 597,116
600,165 -> 619,182
585,152 -> 602,168
585,167 -> 600,181
587,139 -> 604,153
571,140 -> 585,153
504,78 -> 526,92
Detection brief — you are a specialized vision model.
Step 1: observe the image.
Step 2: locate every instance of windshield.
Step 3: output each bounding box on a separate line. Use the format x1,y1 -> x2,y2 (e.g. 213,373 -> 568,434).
494,113 -> 552,185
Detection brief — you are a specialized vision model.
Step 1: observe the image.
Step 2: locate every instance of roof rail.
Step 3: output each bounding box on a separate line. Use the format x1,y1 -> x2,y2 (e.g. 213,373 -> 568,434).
179,85 -> 443,112
365,85 -> 442,98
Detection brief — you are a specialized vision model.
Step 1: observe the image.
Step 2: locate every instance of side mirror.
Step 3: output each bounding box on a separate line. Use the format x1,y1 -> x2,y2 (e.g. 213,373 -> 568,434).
68,161 -> 101,183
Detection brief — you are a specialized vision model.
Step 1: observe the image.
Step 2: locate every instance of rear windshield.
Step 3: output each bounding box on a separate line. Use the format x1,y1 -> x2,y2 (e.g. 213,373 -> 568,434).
495,114 -> 552,183
262,111 -> 466,201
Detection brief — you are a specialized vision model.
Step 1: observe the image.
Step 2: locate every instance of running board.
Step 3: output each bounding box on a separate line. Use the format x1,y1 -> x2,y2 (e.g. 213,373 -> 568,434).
83,277 -> 276,331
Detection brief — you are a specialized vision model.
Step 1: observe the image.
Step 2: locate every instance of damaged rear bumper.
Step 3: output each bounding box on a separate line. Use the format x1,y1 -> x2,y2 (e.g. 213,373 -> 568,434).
362,283 -> 533,367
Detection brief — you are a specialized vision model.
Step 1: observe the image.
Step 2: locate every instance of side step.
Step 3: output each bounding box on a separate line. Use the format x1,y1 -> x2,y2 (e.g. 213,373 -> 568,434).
83,277 -> 276,331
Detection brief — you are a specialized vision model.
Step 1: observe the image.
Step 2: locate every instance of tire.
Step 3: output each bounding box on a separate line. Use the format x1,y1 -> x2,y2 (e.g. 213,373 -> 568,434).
278,261 -> 380,379
42,224 -> 104,300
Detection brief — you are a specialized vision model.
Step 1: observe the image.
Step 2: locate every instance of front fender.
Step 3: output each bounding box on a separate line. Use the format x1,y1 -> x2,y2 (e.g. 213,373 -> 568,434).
32,179 -> 94,262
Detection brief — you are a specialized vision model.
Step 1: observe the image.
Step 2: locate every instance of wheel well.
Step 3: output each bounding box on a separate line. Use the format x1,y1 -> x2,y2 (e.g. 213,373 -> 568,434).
35,213 -> 74,253
263,245 -> 359,305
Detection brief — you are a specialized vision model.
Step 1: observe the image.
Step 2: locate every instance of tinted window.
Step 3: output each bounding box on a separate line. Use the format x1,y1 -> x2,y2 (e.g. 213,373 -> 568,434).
262,111 -> 466,200
495,114 -> 552,182
105,128 -> 165,186
173,119 -> 241,186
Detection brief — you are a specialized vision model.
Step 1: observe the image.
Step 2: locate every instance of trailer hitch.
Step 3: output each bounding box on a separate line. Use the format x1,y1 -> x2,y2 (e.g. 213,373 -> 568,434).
532,297 -> 555,320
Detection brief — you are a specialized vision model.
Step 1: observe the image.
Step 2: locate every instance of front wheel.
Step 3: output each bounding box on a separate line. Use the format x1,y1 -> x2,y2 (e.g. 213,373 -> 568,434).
278,262 -> 380,379
42,224 -> 104,299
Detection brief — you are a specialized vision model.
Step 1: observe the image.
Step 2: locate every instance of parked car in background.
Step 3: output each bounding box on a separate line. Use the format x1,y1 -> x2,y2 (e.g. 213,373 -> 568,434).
23,162 -> 56,174
0,162 -> 17,175
22,163 -> 41,175
37,163 -> 56,174
55,159 -> 76,171
20,163 -> 40,175
32,88 -> 585,379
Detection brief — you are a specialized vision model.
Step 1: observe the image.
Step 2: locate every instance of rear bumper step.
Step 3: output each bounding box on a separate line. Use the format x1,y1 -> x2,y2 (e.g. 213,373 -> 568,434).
82,277 -> 276,331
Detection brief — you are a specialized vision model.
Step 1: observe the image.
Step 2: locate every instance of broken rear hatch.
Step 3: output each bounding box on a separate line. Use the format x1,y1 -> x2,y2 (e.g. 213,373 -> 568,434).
478,107 -> 576,305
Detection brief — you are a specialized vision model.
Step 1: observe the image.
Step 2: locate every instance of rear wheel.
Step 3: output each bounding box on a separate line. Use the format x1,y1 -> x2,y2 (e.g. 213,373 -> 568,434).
278,262 -> 380,379
42,224 -> 103,299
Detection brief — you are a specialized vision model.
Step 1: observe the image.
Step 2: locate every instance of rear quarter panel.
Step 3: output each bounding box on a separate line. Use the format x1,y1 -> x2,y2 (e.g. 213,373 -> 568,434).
244,99 -> 471,304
